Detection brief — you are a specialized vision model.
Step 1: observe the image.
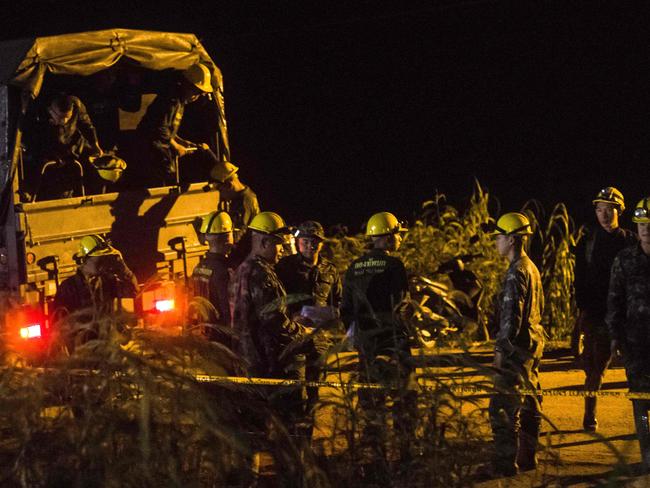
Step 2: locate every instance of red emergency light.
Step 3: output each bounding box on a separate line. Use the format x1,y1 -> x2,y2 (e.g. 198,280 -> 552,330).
154,299 -> 175,313
19,323 -> 42,340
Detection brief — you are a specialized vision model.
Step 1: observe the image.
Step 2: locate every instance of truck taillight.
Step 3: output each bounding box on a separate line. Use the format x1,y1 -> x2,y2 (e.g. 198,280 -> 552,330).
154,299 -> 175,312
19,324 -> 42,339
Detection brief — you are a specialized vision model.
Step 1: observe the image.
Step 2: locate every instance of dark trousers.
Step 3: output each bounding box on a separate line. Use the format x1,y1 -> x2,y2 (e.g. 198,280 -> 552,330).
582,314 -> 612,392
356,349 -> 417,462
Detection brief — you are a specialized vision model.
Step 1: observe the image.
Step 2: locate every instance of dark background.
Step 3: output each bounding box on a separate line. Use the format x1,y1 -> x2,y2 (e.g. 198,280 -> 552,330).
2,1 -> 649,231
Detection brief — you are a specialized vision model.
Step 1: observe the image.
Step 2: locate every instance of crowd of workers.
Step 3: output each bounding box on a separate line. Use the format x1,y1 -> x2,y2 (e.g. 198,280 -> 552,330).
28,61 -> 650,481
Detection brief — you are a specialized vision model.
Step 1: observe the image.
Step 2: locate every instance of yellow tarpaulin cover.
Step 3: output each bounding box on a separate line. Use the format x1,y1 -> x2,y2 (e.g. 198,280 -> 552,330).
0,28 -> 229,157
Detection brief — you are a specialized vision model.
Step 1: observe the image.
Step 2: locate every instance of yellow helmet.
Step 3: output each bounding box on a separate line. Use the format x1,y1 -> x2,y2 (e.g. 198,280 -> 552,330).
91,155 -> 127,183
182,64 -> 213,93
632,197 -> 650,223
366,212 -> 407,237
200,211 -> 234,234
592,186 -> 625,212
210,161 -> 239,183
248,211 -> 289,235
78,234 -> 117,259
490,212 -> 533,235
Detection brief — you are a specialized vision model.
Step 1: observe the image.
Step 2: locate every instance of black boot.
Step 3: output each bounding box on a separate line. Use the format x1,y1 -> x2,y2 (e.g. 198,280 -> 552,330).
633,400 -> 650,472
583,396 -> 598,432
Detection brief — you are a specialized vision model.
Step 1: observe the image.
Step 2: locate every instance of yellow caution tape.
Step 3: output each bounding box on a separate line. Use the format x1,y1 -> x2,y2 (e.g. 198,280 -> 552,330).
193,374 -> 650,399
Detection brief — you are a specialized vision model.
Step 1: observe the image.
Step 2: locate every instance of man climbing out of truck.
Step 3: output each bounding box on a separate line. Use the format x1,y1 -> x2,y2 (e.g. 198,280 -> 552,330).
23,94 -> 105,201
136,64 -> 215,187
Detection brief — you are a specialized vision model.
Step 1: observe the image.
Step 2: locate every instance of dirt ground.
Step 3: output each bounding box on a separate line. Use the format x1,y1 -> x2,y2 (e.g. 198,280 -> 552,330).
315,343 -> 650,487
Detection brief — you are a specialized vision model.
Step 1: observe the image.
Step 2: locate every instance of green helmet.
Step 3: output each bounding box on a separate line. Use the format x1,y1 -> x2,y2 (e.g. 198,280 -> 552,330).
200,211 -> 234,235
295,220 -> 325,240
78,234 -> 117,259
490,213 -> 533,235
248,211 -> 289,235
592,187 -> 625,212
632,197 -> 650,223
366,212 -> 407,237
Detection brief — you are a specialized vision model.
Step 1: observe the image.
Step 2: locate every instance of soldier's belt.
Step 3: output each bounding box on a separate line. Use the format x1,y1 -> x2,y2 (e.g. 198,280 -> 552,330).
193,374 -> 650,399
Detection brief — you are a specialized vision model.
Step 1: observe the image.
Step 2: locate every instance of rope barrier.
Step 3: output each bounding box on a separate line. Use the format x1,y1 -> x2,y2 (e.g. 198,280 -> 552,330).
193,374 -> 650,399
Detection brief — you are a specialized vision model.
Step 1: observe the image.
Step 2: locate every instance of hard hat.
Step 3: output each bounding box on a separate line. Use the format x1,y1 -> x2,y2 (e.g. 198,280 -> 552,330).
490,212 -> 533,235
366,212 -> 407,237
295,220 -> 325,240
632,197 -> 650,223
592,187 -> 625,212
78,234 -> 117,259
248,211 -> 290,235
91,155 -> 127,183
210,161 -> 239,183
182,64 -> 213,93
200,211 -> 234,234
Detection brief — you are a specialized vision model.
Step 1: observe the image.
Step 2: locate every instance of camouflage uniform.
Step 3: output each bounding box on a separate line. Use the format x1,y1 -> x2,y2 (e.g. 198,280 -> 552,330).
340,248 -> 415,462
574,224 -> 635,428
276,252 -> 342,316
490,255 -> 545,473
606,243 -> 650,468
191,251 -> 231,343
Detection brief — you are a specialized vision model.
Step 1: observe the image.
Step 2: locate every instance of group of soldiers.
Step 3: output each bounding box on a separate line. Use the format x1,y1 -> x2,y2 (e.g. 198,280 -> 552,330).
50,183 -> 650,480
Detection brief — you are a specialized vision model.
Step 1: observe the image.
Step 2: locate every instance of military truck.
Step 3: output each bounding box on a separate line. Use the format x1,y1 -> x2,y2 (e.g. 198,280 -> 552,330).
0,29 -> 230,356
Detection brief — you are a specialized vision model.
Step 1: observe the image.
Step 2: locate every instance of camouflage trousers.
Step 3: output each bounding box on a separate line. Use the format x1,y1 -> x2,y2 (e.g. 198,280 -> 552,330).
488,354 -> 542,471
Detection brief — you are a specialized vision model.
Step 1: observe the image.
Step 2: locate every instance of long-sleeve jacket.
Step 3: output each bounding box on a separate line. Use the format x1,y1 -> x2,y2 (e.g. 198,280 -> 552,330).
574,225 -> 636,317
606,244 -> 650,349
231,254 -> 308,377
494,255 -> 545,360
192,251 -> 231,328
218,187 -> 260,231
275,252 -> 342,316
30,96 -> 100,163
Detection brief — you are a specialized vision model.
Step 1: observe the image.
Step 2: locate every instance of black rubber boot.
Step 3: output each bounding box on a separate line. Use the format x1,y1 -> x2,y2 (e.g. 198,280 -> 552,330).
583,396 -> 598,432
633,400 -> 650,472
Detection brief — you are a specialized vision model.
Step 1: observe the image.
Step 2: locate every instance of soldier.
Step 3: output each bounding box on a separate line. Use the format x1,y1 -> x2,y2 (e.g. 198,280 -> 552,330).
231,211 -> 317,430
211,161 -> 260,235
53,235 -> 138,348
607,197 -> 650,471
191,211 -> 234,343
482,212 -> 544,477
340,211 -> 415,474
276,220 -> 342,438
573,187 -> 635,431
137,64 -> 214,186
24,94 -> 105,200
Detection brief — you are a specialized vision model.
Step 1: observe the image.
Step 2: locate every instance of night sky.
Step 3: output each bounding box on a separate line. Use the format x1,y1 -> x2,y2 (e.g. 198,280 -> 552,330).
2,1 -> 650,231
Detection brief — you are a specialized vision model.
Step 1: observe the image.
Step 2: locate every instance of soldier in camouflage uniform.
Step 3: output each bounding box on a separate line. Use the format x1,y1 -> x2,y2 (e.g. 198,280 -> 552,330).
607,196 -> 650,471
231,211 -> 317,431
191,211 -> 234,344
483,212 -> 545,478
211,161 -> 260,237
573,187 -> 635,431
276,220 -> 342,437
340,211 -> 415,472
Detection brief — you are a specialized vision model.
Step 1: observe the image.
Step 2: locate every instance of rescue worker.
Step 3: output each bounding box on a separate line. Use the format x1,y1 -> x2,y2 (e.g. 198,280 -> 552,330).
211,160 -> 260,234
53,235 -> 138,347
573,187 -> 636,431
276,220 -> 342,438
231,211 -> 318,431
340,211 -> 416,475
607,197 -> 650,471
191,210 -> 234,343
482,212 -> 544,477
137,64 -> 214,186
25,94 -> 104,200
